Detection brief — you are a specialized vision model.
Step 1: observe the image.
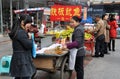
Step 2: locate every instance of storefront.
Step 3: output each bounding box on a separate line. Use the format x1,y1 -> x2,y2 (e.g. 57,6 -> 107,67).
89,3 -> 120,22
0,0 -> 47,34
104,3 -> 120,24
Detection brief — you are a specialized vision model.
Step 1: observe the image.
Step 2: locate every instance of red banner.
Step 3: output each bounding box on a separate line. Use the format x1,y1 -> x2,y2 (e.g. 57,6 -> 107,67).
50,5 -> 82,21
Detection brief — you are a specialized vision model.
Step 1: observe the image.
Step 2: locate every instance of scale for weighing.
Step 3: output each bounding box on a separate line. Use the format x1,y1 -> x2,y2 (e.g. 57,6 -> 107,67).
38,34 -> 55,49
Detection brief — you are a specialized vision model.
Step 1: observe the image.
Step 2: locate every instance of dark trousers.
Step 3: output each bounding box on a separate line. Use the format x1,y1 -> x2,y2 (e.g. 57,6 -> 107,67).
108,39 -> 115,51
15,77 -> 31,79
75,56 -> 84,79
95,37 -> 105,56
104,42 -> 108,53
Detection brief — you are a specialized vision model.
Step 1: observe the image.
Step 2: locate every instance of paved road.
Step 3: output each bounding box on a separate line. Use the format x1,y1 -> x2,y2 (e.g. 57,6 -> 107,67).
0,36 -> 120,79
84,39 -> 120,79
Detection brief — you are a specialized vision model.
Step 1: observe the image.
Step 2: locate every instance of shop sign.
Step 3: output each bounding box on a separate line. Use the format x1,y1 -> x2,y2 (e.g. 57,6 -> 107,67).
44,8 -> 50,15
50,5 -> 82,21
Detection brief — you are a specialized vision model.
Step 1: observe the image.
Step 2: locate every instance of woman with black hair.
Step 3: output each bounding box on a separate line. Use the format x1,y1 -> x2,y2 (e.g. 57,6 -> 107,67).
63,16 -> 85,79
9,14 -> 36,79
108,14 -> 118,51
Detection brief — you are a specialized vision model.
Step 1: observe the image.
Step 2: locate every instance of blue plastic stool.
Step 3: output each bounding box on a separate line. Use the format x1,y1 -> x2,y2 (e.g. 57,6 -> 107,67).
0,55 -> 12,74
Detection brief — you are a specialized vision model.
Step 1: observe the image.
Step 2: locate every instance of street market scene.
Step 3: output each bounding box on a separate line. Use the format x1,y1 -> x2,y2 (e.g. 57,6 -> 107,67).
0,0 -> 120,79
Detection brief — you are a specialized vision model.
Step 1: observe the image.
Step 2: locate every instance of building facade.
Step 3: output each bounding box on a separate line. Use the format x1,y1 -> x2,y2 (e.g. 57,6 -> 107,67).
0,0 -> 48,34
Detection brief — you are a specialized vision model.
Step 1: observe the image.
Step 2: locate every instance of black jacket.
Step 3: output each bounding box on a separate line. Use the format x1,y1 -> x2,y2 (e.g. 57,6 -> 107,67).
10,28 -> 36,77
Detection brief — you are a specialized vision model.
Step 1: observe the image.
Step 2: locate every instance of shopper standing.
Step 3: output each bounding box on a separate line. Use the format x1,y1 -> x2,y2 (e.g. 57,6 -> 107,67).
9,14 -> 36,79
63,16 -> 85,79
102,14 -> 110,54
90,15 -> 105,57
108,14 -> 118,51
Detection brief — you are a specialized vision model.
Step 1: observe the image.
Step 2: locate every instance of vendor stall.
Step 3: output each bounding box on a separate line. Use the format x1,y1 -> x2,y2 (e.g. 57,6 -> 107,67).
31,5 -> 82,79
33,43 -> 71,79
30,5 -> 95,79
84,23 -> 95,55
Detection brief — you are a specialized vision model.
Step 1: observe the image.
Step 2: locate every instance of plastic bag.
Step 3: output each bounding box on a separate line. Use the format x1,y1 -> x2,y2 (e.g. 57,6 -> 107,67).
31,33 -> 37,58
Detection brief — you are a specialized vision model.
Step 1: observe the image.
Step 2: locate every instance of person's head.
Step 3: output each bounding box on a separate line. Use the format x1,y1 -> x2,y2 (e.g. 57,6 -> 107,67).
70,16 -> 82,28
9,14 -> 32,39
102,14 -> 109,20
19,14 -> 32,32
29,24 -> 38,33
109,14 -> 116,21
95,15 -> 101,22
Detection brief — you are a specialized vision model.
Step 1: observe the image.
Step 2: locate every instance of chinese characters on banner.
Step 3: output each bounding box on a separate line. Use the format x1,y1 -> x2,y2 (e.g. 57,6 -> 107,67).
50,5 -> 82,21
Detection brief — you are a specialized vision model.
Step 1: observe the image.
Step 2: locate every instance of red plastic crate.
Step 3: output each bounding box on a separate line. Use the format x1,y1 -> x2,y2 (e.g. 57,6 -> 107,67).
84,40 -> 94,55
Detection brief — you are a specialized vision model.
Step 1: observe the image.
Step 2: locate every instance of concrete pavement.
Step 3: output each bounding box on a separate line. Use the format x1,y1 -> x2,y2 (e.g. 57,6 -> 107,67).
0,36 -> 12,58
84,39 -> 120,79
0,36 -> 10,43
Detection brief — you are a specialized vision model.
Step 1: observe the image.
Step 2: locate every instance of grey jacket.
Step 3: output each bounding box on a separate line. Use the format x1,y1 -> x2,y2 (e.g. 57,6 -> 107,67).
10,28 -> 36,77
72,24 -> 86,56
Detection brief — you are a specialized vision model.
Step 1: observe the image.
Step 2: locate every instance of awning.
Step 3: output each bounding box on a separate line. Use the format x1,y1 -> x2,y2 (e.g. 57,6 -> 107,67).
14,7 -> 44,14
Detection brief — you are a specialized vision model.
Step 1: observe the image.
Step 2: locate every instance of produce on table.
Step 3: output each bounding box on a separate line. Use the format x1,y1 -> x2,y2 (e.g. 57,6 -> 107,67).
46,27 -> 74,39
44,46 -> 68,55
84,32 -> 94,40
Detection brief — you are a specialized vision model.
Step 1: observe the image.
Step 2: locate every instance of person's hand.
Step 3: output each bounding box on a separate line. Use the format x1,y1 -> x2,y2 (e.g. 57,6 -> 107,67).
28,33 -> 32,39
62,44 -> 67,50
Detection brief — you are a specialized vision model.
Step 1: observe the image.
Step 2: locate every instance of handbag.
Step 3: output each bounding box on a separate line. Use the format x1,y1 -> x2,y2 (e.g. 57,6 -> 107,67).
97,34 -> 105,41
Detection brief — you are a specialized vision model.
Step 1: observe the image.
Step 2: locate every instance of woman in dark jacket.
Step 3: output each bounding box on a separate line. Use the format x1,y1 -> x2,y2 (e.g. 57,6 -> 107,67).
63,16 -> 85,79
9,14 -> 36,79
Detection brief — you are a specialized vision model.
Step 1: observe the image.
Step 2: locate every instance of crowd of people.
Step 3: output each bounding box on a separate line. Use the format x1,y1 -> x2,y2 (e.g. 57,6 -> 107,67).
89,14 -> 118,57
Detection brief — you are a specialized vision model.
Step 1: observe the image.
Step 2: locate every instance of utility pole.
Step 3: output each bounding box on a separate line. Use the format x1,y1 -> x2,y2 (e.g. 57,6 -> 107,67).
10,0 -> 13,28
0,0 -> 3,34
24,0 -> 29,14
24,0 -> 29,9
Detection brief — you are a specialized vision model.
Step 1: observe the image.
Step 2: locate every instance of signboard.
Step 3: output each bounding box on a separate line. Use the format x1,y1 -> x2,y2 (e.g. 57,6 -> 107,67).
44,8 -> 50,15
50,5 -> 82,21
